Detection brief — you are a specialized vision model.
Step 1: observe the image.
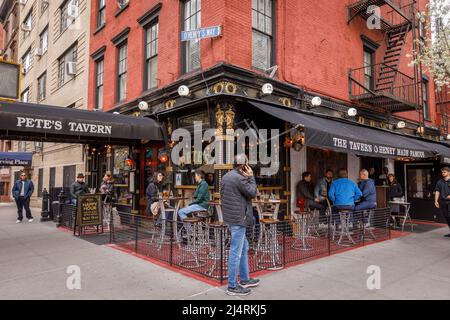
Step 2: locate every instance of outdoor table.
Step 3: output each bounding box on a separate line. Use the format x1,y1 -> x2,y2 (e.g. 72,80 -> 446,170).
156,196 -> 188,249
291,210 -> 313,251
388,201 -> 413,232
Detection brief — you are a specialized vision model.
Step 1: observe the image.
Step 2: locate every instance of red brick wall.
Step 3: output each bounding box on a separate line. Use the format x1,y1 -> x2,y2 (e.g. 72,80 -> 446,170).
89,0 -> 437,128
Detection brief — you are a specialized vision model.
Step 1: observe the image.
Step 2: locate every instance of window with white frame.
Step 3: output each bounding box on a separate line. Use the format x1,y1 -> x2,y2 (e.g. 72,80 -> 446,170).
252,0 -> 274,71
117,43 -> 127,102
60,0 -> 79,34
97,0 -> 106,28
182,0 -> 201,74
21,49 -> 31,73
145,21 -> 158,90
58,43 -> 78,87
40,26 -> 48,54
23,10 -> 32,37
95,58 -> 104,110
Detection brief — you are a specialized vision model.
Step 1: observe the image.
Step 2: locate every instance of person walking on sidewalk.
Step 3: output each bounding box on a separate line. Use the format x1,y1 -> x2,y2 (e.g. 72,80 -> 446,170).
12,171 -> 34,223
221,154 -> 260,296
434,167 -> 450,237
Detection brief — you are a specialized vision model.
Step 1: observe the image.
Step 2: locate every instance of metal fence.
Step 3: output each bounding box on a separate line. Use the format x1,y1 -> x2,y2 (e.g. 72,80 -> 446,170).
109,208 -> 391,283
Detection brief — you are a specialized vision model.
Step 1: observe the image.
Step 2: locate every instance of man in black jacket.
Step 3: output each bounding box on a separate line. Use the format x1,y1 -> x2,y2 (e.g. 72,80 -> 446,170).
434,167 -> 450,237
296,172 -> 325,217
70,173 -> 89,205
221,154 -> 259,296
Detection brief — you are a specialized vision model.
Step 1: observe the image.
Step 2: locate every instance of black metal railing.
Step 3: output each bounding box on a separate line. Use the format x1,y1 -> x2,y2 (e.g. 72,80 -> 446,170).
348,0 -> 415,27
349,62 -> 419,106
109,208 -> 391,283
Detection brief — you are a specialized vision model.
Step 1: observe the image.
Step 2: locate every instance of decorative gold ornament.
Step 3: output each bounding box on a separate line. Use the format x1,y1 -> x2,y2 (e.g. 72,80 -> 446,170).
164,99 -> 176,109
225,105 -> 235,130
215,105 -> 225,135
279,97 -> 292,108
212,81 -> 237,95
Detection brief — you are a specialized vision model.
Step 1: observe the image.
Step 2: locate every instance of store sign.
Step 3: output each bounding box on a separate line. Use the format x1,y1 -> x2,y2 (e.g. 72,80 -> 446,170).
0,152 -> 32,166
442,156 -> 450,164
76,194 -> 103,227
16,117 -> 113,135
328,136 -> 428,158
181,26 -> 221,41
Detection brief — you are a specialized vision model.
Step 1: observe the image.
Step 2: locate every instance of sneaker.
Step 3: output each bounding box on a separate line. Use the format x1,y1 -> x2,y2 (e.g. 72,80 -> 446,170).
226,285 -> 251,296
28,218 -> 34,223
16,219 -> 22,223
239,278 -> 260,288
444,233 -> 450,238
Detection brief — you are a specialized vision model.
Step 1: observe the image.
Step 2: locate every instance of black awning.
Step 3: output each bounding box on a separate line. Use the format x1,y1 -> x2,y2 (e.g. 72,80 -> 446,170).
250,101 -> 450,160
0,101 -> 163,144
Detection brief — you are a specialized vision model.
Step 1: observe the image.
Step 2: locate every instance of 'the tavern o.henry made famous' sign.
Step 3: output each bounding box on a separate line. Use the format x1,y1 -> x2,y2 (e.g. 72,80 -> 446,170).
76,194 -> 103,228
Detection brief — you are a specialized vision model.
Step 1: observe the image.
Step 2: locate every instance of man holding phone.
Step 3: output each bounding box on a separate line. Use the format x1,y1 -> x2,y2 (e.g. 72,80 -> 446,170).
221,154 -> 260,296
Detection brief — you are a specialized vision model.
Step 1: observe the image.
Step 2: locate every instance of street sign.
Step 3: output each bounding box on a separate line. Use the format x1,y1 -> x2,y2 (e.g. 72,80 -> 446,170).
181,25 -> 221,41
0,59 -> 21,101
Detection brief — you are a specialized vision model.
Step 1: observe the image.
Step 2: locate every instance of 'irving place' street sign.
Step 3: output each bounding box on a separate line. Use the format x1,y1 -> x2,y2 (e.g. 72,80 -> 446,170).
181,26 -> 221,41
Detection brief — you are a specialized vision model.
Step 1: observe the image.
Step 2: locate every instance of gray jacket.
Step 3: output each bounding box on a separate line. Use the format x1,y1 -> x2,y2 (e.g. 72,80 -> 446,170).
221,168 -> 257,227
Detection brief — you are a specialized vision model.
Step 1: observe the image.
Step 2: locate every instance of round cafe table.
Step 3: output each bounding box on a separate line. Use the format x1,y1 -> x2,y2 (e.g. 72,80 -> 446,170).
155,196 -> 188,250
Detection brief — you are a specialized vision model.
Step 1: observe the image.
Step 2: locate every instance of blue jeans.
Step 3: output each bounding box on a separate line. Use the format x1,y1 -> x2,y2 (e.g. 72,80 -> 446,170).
227,224 -> 250,289
354,202 -> 376,223
178,204 -> 206,221
332,205 -> 355,224
71,198 -> 77,206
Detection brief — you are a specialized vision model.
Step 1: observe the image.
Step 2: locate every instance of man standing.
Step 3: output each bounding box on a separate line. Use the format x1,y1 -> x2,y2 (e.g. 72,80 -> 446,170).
178,170 -> 210,221
221,154 -> 259,296
434,167 -> 450,237
12,171 -> 34,223
70,173 -> 89,205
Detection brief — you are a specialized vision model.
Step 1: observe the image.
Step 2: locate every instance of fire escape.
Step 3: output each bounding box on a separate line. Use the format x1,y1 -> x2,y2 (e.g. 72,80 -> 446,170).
348,0 -> 422,114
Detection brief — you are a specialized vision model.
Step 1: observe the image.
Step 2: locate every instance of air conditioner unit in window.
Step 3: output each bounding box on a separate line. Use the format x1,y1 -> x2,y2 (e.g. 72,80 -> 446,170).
22,66 -> 28,75
67,4 -> 79,18
35,47 -> 44,57
21,23 -> 31,32
66,61 -> 77,75
117,0 -> 129,9
19,0 -> 27,5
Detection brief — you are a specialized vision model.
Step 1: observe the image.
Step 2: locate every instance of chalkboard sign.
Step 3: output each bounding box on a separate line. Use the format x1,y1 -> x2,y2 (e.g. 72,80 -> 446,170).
76,194 -> 103,228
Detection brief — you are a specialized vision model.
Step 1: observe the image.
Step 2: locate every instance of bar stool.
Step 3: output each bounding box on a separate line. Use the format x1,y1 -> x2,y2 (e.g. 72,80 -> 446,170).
179,217 -> 207,269
333,209 -> 355,247
255,218 -> 282,270
291,211 -> 313,251
362,209 -> 376,241
206,221 -> 228,278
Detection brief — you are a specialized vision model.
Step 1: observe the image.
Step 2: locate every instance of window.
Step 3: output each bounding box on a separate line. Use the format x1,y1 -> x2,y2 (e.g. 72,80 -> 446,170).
58,43 -> 78,87
49,167 -> 56,189
117,43 -> 127,102
37,168 -> 43,197
61,0 -> 79,34
252,0 -> 274,71
21,88 -> 29,103
422,77 -> 429,120
97,0 -> 106,28
363,47 -> 375,91
182,0 -> 201,74
39,26 -> 48,54
95,59 -> 104,110
23,10 -> 32,36
22,49 -> 31,73
18,141 -> 26,152
144,21 -> 158,90
41,0 -> 49,15
37,72 -> 46,101
63,165 -> 76,188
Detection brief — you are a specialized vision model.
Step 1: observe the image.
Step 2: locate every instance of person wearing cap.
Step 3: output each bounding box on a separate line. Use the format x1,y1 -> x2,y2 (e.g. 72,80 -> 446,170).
434,167 -> 450,237
70,173 -> 89,205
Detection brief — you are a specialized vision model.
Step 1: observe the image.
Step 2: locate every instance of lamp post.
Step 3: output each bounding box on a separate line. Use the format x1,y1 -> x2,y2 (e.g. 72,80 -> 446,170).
40,188 -> 51,221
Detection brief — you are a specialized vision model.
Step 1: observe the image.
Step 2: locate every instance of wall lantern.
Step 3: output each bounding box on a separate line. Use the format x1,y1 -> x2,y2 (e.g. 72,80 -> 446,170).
178,85 -> 192,98
447,134 -> 450,140
396,121 -> 406,129
347,108 -> 357,117
124,156 -> 135,167
261,83 -> 273,96
311,96 -> 322,107
158,148 -> 170,163
138,101 -> 149,111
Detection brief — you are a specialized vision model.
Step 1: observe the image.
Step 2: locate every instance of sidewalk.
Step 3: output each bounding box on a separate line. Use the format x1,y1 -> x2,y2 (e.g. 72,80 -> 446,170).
1,203 -> 449,300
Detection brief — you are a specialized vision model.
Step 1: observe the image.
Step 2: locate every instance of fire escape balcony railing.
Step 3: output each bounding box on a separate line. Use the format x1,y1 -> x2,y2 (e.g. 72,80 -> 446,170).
347,0 -> 415,30
349,63 -> 419,112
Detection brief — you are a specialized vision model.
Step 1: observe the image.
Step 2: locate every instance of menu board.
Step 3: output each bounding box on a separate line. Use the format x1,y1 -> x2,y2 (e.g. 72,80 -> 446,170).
76,194 -> 103,227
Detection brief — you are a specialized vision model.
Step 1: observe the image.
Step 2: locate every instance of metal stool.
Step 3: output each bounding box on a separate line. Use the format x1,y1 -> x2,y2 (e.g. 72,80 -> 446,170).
291,211 -> 313,251
206,221 -> 228,278
255,218 -> 282,270
179,217 -> 207,269
362,210 -> 376,241
333,210 -> 355,247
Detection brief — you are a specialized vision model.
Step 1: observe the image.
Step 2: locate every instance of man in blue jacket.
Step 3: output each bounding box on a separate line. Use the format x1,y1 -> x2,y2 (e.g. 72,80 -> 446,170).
12,171 -> 34,223
355,169 -> 377,211
328,168 -> 362,223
